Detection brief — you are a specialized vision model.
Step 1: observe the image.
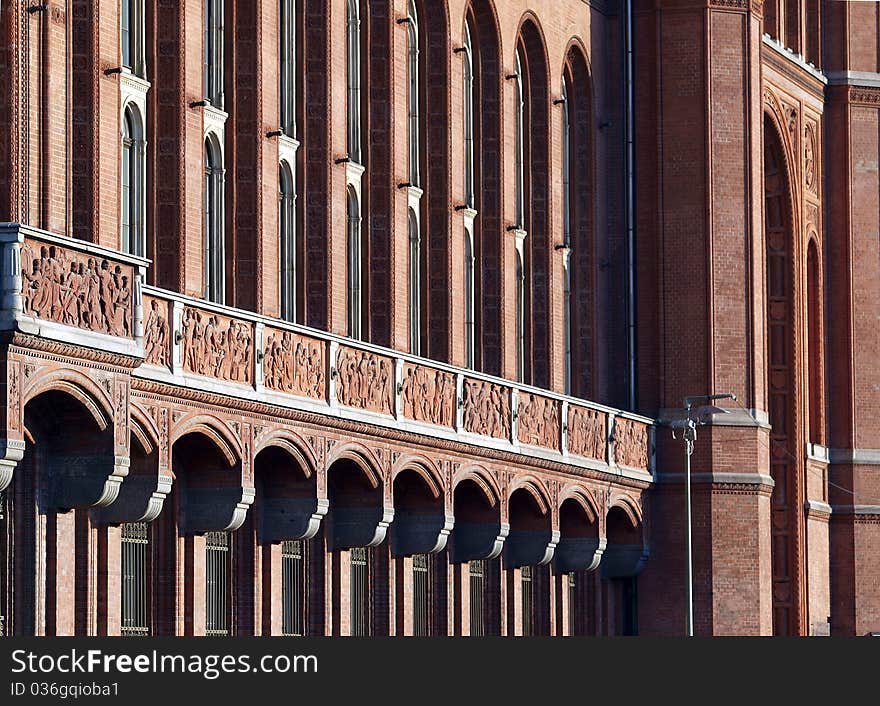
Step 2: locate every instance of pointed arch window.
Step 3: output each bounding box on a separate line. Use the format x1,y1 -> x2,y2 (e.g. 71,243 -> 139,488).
346,0 -> 361,164
204,0 -> 224,107
121,105 -> 146,258
515,248 -> 525,382
280,162 -> 296,322
514,48 -> 526,229
561,76 -> 572,394
462,20 -> 475,210
280,0 -> 296,137
204,137 -> 225,304
407,0 -> 420,187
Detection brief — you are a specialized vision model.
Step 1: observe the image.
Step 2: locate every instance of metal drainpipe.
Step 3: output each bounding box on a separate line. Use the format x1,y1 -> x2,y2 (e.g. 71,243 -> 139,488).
623,0 -> 637,411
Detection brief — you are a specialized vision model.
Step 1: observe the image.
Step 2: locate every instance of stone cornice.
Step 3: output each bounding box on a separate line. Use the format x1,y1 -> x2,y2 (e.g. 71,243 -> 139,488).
828,448 -> 880,465
761,34 -> 827,99
131,382 -> 654,491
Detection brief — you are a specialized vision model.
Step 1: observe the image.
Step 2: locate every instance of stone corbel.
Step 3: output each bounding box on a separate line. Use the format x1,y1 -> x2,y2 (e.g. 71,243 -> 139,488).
505,528 -> 560,568
328,504 -> 394,550
0,438 -> 25,493
260,496 -> 329,544
392,511 -> 455,556
600,542 -> 650,579
554,536 -> 607,574
182,485 -> 256,534
451,520 -> 509,563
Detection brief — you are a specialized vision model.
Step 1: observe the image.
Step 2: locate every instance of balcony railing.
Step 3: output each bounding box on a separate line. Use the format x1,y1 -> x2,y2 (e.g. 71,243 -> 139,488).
0,223 -> 654,478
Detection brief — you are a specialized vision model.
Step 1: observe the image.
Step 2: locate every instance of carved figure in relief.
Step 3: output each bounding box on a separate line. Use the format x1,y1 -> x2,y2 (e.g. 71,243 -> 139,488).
263,331 -> 325,398
568,407 -> 605,460
144,299 -> 170,367
804,125 -> 816,192
463,380 -> 510,439
336,349 -> 393,414
401,366 -> 455,427
20,244 -> 133,337
181,308 -> 252,383
517,393 -> 559,449
614,418 -> 649,469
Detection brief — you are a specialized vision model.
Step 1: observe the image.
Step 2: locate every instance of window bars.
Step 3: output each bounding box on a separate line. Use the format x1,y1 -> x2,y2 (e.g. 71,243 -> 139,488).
521,565 -> 533,636
282,539 -> 305,636
469,560 -> 484,637
121,522 -> 150,636
350,546 -> 369,636
205,531 -> 230,636
412,554 -> 430,636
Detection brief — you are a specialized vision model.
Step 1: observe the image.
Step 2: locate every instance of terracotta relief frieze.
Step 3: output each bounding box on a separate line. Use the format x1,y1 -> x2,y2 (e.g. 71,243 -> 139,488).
568,406 -> 607,461
613,417 -> 650,470
181,307 -> 253,383
516,392 -> 560,450
400,364 -> 456,427
143,296 -> 171,368
20,241 -> 134,337
263,329 -> 326,400
462,379 -> 510,440
804,122 -> 817,196
335,347 -> 393,415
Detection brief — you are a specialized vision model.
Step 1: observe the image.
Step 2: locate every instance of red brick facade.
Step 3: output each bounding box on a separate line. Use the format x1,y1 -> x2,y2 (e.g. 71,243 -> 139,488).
0,0 -> 877,636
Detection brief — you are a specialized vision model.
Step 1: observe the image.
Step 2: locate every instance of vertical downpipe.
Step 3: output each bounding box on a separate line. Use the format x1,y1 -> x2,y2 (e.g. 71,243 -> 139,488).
623,0 -> 637,411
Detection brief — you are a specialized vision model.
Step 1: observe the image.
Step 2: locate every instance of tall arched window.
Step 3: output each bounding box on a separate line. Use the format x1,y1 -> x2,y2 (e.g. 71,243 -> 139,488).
464,229 -> 475,367
346,0 -> 361,164
561,76 -> 571,394
121,105 -> 145,257
463,20 -> 474,210
409,208 -> 421,355
121,0 -> 145,77
347,185 -> 362,339
514,48 -> 525,230
204,0 -> 224,107
407,0 -> 420,187
280,162 -> 296,321
204,137 -> 225,304
280,0 -> 296,137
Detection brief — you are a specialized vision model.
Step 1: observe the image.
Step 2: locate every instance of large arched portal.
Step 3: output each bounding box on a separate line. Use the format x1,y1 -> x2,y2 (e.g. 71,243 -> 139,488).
764,116 -> 803,636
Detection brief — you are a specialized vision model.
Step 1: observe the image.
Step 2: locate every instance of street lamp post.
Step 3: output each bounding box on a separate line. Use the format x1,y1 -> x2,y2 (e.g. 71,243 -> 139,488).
678,392 -> 736,637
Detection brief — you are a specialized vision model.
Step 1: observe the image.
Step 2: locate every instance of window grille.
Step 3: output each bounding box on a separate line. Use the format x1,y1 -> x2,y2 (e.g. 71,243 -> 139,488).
282,539 -> 305,636
521,565 -> 533,636
205,531 -> 230,636
568,571 -> 577,636
412,554 -> 430,636
350,546 -> 369,636
121,522 -> 150,636
469,560 -> 484,637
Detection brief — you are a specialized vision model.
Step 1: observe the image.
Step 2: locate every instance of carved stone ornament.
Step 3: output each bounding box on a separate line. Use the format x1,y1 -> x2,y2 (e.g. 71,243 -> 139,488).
613,417 -> 649,470
462,379 -> 510,440
20,241 -> 134,337
181,307 -> 253,383
335,347 -> 393,415
516,392 -> 559,450
804,124 -> 816,194
143,297 -> 171,368
263,329 -> 326,399
400,364 -> 456,427
568,406 -> 606,461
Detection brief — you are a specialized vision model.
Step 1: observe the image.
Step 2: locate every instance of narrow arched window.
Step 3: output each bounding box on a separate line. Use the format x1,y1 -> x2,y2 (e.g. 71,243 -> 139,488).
463,20 -> 474,210
204,137 -> 225,304
561,76 -> 572,394
407,0 -> 420,187
279,0 -> 296,137
464,228 -> 475,368
409,208 -> 421,355
280,162 -> 296,321
346,0 -> 361,164
121,0 -> 145,77
515,249 -> 525,382
204,0 -> 224,107
514,47 -> 525,229
347,186 -> 362,339
121,105 -> 145,258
